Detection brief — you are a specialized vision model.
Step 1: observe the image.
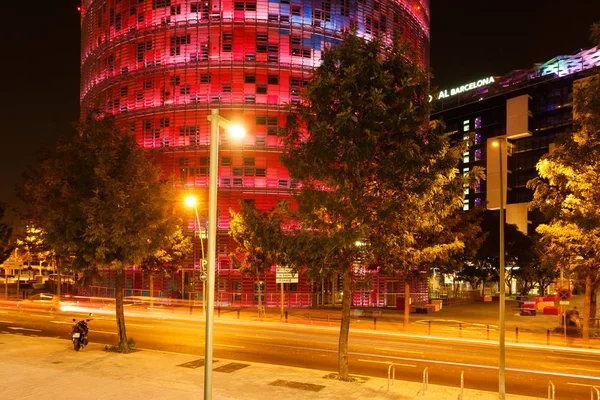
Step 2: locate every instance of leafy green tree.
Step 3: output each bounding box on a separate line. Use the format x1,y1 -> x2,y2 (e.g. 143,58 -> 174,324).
229,201 -> 289,316
18,111 -> 180,352
139,228 -> 192,305
0,204 -> 14,266
528,28 -> 600,340
280,31 -> 479,380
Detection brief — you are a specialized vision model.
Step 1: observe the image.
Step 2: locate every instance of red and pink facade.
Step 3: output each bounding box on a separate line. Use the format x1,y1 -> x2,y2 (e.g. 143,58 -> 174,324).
80,0 -> 430,306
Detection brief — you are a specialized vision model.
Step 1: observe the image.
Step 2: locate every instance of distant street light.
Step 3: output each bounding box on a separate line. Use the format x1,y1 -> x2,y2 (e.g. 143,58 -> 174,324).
492,138 -> 506,400
204,109 -> 245,400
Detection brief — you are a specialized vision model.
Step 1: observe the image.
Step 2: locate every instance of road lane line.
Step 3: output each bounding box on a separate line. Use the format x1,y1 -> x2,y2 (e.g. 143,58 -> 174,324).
126,323 -> 155,328
375,347 -> 423,354
7,327 -> 42,332
358,359 -> 416,367
91,330 -> 117,335
215,344 -> 245,348
0,320 -> 14,323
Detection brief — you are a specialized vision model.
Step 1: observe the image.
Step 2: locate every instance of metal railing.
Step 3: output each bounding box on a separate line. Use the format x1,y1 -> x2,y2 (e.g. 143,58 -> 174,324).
547,381 -> 555,400
459,371 -> 464,400
591,386 -> 600,400
421,367 -> 429,395
387,363 -> 395,391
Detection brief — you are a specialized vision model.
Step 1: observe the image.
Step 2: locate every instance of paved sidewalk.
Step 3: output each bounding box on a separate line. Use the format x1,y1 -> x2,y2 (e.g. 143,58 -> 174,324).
1,334 -> 544,400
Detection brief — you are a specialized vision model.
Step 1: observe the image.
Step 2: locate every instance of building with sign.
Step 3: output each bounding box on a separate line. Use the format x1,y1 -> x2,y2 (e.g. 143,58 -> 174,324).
432,47 -> 600,235
80,0 -> 431,307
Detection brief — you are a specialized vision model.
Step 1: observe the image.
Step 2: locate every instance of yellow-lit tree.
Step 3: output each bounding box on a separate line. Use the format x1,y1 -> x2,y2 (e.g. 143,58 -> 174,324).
528,22 -> 600,342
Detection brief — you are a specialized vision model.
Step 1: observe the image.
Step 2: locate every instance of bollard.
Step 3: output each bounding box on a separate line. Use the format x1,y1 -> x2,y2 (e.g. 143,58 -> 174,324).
487,324 -> 490,340
422,367 -> 429,395
459,371 -> 464,400
218,305 -> 221,317
547,329 -> 550,346
374,316 -> 377,330
516,326 -> 519,343
285,310 -> 288,322
237,308 -> 241,319
459,322 -> 462,338
428,320 -> 431,335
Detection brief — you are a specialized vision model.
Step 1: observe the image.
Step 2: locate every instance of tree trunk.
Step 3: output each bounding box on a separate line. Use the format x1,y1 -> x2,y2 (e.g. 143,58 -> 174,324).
404,281 -> 411,325
149,273 -> 154,309
338,268 -> 352,381
583,274 -> 592,344
115,268 -> 130,352
256,267 -> 264,317
590,285 -> 597,320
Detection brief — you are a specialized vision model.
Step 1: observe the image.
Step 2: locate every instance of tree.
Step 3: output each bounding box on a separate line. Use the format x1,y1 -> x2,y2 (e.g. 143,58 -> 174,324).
18,111 -> 180,352
528,24 -> 600,342
229,201 -> 289,316
280,31 -> 480,380
0,204 -> 14,266
139,228 -> 192,306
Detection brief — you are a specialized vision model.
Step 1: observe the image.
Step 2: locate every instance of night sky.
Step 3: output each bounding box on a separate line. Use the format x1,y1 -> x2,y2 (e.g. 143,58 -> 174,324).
1,0 -> 599,227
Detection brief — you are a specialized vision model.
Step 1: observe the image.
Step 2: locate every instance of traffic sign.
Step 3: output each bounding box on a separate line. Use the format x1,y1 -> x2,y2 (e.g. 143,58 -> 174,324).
276,265 -> 298,283
200,272 -> 207,281
559,301 -> 570,306
558,289 -> 572,301
201,259 -> 207,272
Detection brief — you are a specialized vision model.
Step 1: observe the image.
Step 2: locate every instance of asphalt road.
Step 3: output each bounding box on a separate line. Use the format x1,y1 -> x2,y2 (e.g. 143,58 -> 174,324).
2,306 -> 600,399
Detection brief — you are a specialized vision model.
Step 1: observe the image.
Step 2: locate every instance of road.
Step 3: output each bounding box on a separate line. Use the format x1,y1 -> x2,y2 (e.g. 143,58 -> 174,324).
2,305 -> 600,399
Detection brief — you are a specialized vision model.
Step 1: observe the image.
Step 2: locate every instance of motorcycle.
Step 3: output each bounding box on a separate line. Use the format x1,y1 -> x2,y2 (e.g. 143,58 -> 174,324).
71,313 -> 93,351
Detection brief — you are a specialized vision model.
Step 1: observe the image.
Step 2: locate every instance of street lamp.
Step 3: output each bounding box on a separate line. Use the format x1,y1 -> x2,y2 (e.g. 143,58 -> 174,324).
185,195 -> 206,315
492,138 -> 506,400
204,109 -> 245,400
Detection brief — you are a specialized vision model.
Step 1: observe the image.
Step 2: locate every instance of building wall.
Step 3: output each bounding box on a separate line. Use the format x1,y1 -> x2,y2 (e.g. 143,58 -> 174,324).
80,0 -> 431,303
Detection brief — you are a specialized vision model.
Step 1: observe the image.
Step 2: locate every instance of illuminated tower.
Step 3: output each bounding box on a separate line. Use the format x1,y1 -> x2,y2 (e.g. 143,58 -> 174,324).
80,0 -> 430,294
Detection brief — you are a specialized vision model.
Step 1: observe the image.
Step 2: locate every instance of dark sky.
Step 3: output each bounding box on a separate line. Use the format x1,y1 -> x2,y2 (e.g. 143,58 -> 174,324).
1,0 -> 599,226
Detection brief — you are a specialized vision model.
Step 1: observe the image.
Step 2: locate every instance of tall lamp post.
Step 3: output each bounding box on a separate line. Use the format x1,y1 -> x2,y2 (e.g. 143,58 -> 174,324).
204,108 -> 245,400
492,138 -> 506,400
185,195 -> 206,315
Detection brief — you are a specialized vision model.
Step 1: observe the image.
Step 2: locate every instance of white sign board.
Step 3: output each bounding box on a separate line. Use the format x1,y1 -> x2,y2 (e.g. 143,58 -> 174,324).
276,265 -> 298,283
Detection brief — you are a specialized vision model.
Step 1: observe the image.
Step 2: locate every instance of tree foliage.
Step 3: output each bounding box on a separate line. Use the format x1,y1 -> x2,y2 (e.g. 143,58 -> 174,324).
0,204 -> 14,265
528,34 -> 600,340
280,31 -> 480,380
229,201 -> 290,315
18,111 -> 181,352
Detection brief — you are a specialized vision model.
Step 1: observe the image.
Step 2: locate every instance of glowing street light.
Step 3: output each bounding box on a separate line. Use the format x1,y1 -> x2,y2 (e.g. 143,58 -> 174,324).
492,138 -> 506,400
204,109 -> 245,400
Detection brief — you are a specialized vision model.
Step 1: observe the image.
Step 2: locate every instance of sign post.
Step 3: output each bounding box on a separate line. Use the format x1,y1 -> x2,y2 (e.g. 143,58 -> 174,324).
558,288 -> 572,343
276,266 -> 298,320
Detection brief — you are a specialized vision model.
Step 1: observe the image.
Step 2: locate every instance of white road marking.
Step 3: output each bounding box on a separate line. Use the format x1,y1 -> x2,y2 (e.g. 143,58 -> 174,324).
375,347 -> 423,354
91,330 -> 117,335
7,327 -> 42,332
214,343 -> 245,348
50,321 -> 72,325
358,359 -> 416,367
0,320 -> 14,324
126,323 -> 155,328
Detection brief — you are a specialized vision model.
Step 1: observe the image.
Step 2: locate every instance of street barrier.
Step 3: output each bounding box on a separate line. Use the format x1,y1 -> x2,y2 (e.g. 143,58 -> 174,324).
421,367 -> 429,395
459,371 -> 464,400
592,386 -> 600,400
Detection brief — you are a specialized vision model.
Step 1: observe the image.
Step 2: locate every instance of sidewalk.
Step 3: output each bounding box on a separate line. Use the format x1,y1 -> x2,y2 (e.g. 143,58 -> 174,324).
0,334 -> 544,400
